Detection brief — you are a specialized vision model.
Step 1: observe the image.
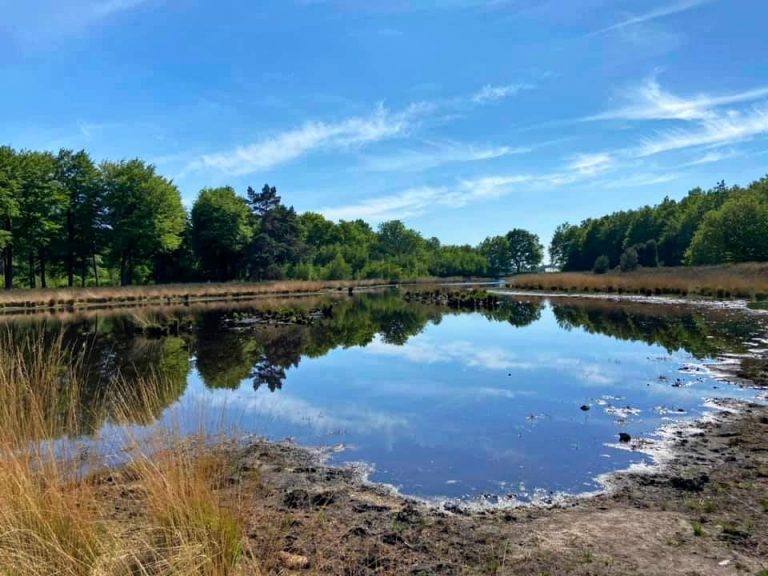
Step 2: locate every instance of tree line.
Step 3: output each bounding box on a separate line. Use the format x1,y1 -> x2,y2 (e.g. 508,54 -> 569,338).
0,146 -> 544,288
550,176 -> 768,273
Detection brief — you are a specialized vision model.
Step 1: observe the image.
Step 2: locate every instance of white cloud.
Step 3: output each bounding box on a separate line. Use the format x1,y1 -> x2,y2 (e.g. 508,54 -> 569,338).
198,387 -> 408,436
681,149 -> 738,166
636,105 -> 768,157
589,78 -> 768,122
591,0 -> 714,36
599,172 -> 680,189
320,169 -> 578,223
366,337 -> 534,371
566,153 -> 615,176
583,79 -> 768,161
321,186 -> 449,222
188,82 -> 535,176
3,0 -> 152,44
359,142 -> 529,172
189,103 -> 417,175
471,83 -> 534,104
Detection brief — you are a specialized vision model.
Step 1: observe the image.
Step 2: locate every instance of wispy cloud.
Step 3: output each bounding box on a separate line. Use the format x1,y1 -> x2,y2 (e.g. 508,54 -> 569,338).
591,0 -> 714,36
583,79 -> 768,161
321,186 -> 452,222
599,172 -> 680,189
681,149 -> 738,167
4,0 -> 153,45
588,78 -> 768,122
566,152 -> 615,176
636,105 -> 768,157
200,387 -> 408,436
189,103 -> 420,175
320,133 -> 695,223
320,168 -> 579,223
366,337 -> 534,371
472,83 -> 534,104
189,82 -> 536,176
359,142 -> 529,172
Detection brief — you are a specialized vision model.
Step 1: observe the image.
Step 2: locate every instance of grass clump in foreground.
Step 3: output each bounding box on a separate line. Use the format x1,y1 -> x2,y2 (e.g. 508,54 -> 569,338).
508,262 -> 768,300
0,332 -> 249,575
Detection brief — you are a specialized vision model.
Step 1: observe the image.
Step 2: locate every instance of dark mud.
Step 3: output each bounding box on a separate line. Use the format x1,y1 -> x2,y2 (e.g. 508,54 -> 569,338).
222,397 -> 768,575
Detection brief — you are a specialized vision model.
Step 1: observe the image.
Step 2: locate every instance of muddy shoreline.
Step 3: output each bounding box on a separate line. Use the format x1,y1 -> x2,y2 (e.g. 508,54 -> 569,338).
222,398 -> 766,575
212,296 -> 768,575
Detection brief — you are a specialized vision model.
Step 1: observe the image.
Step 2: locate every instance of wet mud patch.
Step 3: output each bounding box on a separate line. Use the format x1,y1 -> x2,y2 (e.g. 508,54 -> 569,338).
207,401 -> 768,575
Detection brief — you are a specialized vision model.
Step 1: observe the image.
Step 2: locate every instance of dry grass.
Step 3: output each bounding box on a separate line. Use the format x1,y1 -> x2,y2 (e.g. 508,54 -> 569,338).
0,277 -> 480,315
0,332 -> 252,576
0,279 -> 390,314
508,262 -> 768,300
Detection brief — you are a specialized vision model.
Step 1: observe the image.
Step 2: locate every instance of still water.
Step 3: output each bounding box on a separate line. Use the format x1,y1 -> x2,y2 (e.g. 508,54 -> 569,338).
9,291 -> 766,503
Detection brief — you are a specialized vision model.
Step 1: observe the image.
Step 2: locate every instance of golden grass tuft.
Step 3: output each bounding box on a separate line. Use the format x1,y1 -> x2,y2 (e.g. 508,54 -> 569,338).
0,332 -> 250,576
125,439 -> 244,576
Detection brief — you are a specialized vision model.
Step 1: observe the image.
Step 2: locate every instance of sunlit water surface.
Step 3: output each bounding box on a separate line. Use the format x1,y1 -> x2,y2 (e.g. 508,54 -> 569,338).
16,292 -> 766,502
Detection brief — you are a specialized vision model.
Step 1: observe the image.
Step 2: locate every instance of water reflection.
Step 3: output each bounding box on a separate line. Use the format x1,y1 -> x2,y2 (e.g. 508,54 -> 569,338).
551,299 -> 756,358
2,291 -> 764,500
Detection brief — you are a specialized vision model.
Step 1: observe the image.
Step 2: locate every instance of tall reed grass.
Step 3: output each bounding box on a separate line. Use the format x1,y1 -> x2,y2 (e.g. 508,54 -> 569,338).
508,263 -> 768,300
0,278 -> 460,316
0,332 -> 252,575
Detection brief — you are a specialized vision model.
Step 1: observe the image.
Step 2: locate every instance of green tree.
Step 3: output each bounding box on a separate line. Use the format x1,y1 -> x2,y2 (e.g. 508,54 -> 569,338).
246,184 -> 303,280
321,252 -> 352,280
336,219 -> 376,273
550,223 -> 579,270
0,147 -> 20,289
593,255 -> 610,274
298,212 -> 339,250
55,149 -> 105,287
190,186 -> 252,281
479,235 -> 511,277
102,160 -> 186,285
375,220 -> 425,259
505,228 -> 544,273
619,246 -> 639,272
429,245 -> 487,277
16,151 -> 66,288
687,190 -> 768,265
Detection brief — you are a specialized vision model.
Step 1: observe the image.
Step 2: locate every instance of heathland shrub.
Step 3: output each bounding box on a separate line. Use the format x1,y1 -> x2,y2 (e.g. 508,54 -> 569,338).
593,255 -> 610,274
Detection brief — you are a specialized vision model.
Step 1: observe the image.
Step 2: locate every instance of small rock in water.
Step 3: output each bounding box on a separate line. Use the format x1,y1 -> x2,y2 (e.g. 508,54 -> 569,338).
618,432 -> 632,443
580,404 -> 590,411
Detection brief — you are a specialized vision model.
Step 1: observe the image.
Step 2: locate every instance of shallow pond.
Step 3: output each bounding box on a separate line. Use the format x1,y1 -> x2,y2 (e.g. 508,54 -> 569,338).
8,290 -> 766,503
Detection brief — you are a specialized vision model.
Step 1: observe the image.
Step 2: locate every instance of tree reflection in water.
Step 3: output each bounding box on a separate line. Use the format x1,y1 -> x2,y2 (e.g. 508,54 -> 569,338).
0,290 -> 759,438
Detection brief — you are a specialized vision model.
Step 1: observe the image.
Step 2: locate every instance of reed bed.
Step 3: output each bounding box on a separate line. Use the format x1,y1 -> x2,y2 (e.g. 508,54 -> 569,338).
0,279 -> 388,314
0,332 -> 253,575
0,277 -> 478,315
507,263 -> 768,300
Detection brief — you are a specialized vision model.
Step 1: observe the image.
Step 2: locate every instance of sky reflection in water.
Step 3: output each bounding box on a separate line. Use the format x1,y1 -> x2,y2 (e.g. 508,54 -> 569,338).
149,296 -> 763,502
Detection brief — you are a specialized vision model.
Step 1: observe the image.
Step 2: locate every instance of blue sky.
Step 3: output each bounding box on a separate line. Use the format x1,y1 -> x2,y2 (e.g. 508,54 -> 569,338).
2,0 -> 767,248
